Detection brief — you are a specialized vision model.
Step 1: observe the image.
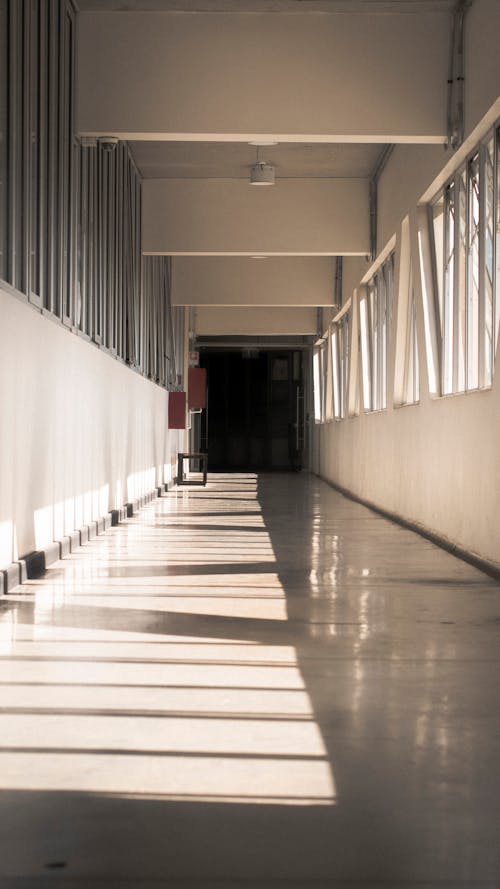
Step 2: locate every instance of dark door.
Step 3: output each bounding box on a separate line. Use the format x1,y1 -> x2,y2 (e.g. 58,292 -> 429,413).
201,350 -> 303,471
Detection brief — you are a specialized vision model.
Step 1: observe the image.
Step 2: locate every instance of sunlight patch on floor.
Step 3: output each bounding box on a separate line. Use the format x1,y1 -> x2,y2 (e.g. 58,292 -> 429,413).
0,482 -> 337,806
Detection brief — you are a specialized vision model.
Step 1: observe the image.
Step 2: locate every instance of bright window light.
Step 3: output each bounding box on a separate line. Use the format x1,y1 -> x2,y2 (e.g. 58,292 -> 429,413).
359,297 -> 371,411
313,349 -> 322,423
418,230 -> 438,395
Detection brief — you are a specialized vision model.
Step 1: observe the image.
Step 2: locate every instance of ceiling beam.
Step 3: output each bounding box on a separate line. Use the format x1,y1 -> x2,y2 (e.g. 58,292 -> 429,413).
143,178 -> 369,255
78,11 -> 448,143
195,306 -> 318,336
172,257 -> 336,306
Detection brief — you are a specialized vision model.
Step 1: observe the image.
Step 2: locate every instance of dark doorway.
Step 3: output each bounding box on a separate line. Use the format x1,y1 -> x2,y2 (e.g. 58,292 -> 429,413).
200,350 -> 304,471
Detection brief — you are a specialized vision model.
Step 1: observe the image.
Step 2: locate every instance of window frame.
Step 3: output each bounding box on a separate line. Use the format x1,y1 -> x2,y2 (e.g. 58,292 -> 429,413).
431,123 -> 500,396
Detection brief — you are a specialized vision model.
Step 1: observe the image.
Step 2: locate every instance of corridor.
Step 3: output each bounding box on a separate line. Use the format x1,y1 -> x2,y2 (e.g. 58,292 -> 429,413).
0,472 -> 499,888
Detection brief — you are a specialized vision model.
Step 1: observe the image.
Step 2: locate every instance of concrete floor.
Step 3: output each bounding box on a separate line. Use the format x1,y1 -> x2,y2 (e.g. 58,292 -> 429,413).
1,472 -> 500,889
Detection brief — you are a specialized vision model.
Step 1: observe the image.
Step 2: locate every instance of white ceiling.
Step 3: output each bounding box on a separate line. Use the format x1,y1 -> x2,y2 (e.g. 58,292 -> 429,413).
80,0 -> 451,181
130,141 -> 385,179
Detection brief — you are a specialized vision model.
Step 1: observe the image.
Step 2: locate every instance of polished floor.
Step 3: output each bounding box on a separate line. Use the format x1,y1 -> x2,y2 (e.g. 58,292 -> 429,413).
1,472 -> 500,888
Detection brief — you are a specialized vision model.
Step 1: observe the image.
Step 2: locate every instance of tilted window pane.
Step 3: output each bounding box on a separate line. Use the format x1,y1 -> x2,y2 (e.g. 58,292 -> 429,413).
338,315 -> 349,419
484,137 -> 495,386
443,183 -> 455,394
431,195 -> 445,339
496,128 -> 500,361
313,350 -> 322,422
359,296 -> 371,411
456,169 -> 467,392
467,155 -> 480,390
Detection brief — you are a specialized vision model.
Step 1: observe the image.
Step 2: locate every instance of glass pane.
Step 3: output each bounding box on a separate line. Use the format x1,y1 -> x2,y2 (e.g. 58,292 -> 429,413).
443,183 -> 455,394
369,283 -> 378,409
340,318 -> 349,419
313,350 -> 322,422
380,256 -> 393,410
29,0 -> 40,298
331,332 -> 340,419
404,265 -> 419,405
496,127 -> 500,360
467,155 -> 480,390
63,8 -> 74,321
456,170 -> 467,392
484,137 -> 494,386
380,271 -> 387,410
432,195 -> 445,338
359,296 -> 371,411
413,293 -> 420,403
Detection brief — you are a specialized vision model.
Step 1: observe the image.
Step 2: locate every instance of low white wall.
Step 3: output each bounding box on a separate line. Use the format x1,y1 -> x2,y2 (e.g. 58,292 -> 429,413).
316,385 -> 500,567
0,287 -> 186,568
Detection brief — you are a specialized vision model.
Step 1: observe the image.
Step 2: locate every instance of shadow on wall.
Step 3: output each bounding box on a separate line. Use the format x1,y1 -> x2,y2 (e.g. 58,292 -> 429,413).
0,463 -> 177,571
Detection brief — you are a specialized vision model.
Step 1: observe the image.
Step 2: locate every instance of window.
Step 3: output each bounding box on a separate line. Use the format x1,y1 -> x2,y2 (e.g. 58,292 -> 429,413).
313,345 -> 325,423
0,0 -> 182,393
359,253 -> 395,412
402,266 -> 420,405
331,313 -> 349,419
324,328 -> 334,422
431,126 -> 500,394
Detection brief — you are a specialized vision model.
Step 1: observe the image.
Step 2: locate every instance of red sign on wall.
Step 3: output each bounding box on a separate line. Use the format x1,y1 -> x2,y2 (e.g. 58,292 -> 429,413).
188,367 -> 207,409
168,391 -> 186,429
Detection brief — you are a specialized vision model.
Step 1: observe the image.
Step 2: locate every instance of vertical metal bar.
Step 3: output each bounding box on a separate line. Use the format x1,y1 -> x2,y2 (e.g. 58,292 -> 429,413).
125,152 -> 133,364
58,1 -> 69,322
68,4 -> 77,326
27,0 -> 36,300
88,148 -> 95,337
8,1 -> 19,288
98,146 -> 105,343
116,143 -> 123,358
137,171 -> 142,368
103,151 -> 109,345
22,0 -> 31,297
37,0 -> 48,305
47,0 -> 59,313
79,147 -> 87,331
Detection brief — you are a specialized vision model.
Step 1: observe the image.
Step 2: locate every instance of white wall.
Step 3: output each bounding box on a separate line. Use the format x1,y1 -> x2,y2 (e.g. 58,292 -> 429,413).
317,386 -> 500,567
342,256 -> 369,306
0,287 -> 186,568
377,145 -> 445,252
172,256 -> 335,306
143,179 -> 369,256
77,11 -> 448,142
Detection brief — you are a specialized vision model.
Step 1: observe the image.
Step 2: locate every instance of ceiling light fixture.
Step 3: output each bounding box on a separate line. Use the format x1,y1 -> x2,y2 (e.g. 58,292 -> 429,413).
250,146 -> 275,186
248,140 -> 279,147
